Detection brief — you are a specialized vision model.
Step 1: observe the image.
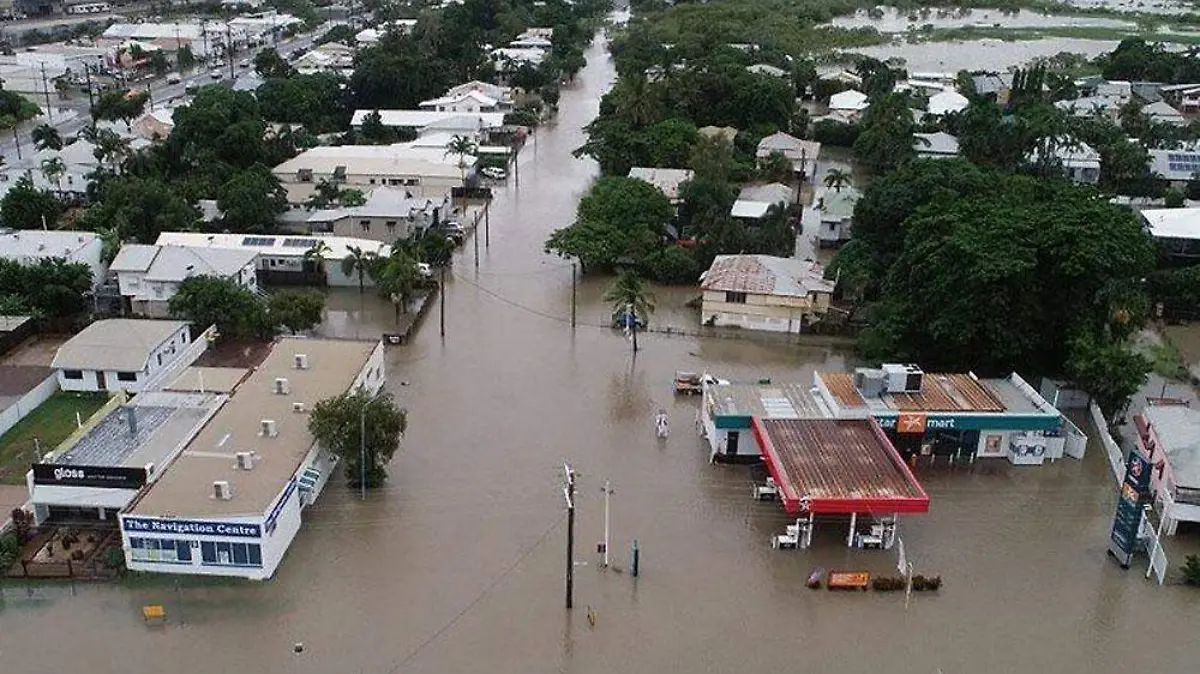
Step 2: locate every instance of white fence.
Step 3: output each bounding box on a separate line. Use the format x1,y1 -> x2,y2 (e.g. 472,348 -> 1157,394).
0,374 -> 59,439
1089,401 -> 1125,486
138,324 -> 216,393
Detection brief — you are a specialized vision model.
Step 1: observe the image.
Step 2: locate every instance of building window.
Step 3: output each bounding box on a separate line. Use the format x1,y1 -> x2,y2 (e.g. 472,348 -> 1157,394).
117,371 -> 138,382
725,292 -> 747,304
129,538 -> 192,563
200,540 -> 263,567
360,220 -> 370,232
385,221 -> 397,230
63,370 -> 84,380
369,178 -> 377,185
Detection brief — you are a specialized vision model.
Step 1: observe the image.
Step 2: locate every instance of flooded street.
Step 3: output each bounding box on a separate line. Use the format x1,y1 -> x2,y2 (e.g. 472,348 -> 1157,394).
4,34 -> 1200,674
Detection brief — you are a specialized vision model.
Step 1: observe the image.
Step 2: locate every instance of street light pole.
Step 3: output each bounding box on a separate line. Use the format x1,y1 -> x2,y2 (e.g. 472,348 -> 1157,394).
600,481 -> 612,567
359,400 -> 366,501
563,463 -> 576,610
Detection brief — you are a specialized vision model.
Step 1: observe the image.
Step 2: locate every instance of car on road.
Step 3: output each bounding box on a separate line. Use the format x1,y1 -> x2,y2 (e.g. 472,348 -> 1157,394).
239,59 -> 251,69
611,307 -> 647,330
480,166 -> 507,180
430,221 -> 466,245
166,73 -> 182,84
209,70 -> 223,80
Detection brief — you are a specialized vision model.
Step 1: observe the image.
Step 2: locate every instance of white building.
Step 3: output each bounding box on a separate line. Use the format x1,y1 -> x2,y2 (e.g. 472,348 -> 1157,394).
350,109 -> 507,135
1143,100 -> 1186,126
52,319 -> 192,393
444,80 -> 515,107
490,47 -> 547,70
730,182 -> 794,220
815,186 -> 860,248
627,167 -> 694,204
119,337 -> 386,580
305,187 -> 452,243
419,90 -> 505,113
828,89 -> 869,112
699,255 -> 834,333
110,244 -> 259,318
1030,141 -> 1101,184
756,132 -> 821,182
153,232 -> 391,287
0,229 -> 105,288
273,142 -> 476,204
746,63 -> 788,79
926,89 -> 969,116
913,132 -> 960,159
293,43 -> 355,76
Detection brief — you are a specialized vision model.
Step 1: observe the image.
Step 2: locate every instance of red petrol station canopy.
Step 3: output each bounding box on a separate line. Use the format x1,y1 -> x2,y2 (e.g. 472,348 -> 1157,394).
751,417 -> 930,515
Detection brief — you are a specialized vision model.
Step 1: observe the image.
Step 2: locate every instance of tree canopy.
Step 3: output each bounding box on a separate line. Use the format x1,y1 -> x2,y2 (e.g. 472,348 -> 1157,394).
169,275 -> 270,340
545,176 -> 674,272
0,176 -> 63,230
308,389 -> 407,488
0,257 -> 93,320
267,289 -> 326,334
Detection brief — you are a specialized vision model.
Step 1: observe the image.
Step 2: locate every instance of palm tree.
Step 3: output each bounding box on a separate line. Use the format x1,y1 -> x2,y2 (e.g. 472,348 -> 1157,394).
823,168 -> 852,193
304,241 -> 332,283
603,271 -> 656,353
341,245 -> 378,294
32,124 -> 63,151
40,156 -> 66,196
444,134 -> 477,206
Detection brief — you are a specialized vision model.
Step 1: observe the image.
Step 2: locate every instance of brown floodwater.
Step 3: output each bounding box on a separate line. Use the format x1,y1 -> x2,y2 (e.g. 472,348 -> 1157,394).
4,34 -> 1200,674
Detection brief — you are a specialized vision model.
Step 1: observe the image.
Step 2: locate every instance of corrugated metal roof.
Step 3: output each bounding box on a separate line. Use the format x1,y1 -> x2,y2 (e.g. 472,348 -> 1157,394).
821,372 -> 1006,413
700,255 -> 834,298
754,418 -> 929,514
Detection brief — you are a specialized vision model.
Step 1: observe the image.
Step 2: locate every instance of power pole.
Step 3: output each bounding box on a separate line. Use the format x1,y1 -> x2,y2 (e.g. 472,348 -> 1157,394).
40,63 -> 52,123
359,400 -> 366,501
599,481 -> 612,567
473,216 -> 479,269
562,463 -> 576,610
570,262 -> 577,329
11,126 -> 20,160
227,25 -> 235,80
84,65 -> 95,112
484,202 -> 490,247
439,265 -> 446,337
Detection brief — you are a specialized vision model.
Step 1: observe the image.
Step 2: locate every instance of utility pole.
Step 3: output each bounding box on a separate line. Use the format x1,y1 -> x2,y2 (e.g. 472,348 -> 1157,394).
571,262 -> 577,329
562,463 -> 576,610
359,400 -> 366,501
439,265 -> 446,337
84,65 -> 95,112
473,216 -> 479,269
227,25 -> 235,80
40,63 -> 52,123
484,202 -> 490,247
599,481 -> 612,567
11,126 -> 20,160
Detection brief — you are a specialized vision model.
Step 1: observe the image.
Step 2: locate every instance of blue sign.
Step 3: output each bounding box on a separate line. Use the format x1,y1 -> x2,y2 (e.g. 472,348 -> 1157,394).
123,517 -> 261,539
1108,451 -> 1153,567
264,477 -> 297,535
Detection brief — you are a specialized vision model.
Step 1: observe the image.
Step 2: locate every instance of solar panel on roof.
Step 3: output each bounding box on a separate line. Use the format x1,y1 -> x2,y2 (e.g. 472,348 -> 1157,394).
242,236 -> 277,246
283,238 -> 319,248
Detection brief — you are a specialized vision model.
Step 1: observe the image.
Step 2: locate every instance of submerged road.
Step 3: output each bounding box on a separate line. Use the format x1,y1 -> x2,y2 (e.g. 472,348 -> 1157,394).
2,29 -> 1200,674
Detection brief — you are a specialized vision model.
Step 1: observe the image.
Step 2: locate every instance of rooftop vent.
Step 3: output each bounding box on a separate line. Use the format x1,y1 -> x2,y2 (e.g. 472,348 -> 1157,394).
274,377 -> 290,395
236,451 -> 255,470
213,480 -> 232,500
260,419 -> 278,438
294,353 -> 309,370
292,401 -> 307,414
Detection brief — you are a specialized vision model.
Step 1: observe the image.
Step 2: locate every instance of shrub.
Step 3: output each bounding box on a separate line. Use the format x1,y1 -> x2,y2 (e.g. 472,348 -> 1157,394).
11,508 -> 32,543
103,546 -> 125,571
640,246 -> 701,285
1183,554 -> 1200,586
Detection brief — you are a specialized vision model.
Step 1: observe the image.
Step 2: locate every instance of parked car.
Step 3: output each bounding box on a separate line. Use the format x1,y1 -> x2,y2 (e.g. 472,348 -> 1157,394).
431,221 -> 466,244
166,73 -> 182,84
611,308 -> 647,330
209,70 -> 223,80
480,166 -> 507,180
238,59 -> 251,69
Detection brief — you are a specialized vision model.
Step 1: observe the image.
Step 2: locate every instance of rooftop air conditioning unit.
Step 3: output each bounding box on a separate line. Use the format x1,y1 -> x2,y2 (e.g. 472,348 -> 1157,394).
855,368 -> 888,398
294,354 -> 309,370
236,452 -> 255,470
213,480 -> 232,500
902,364 -> 924,393
260,419 -> 278,437
292,401 -> 307,414
274,377 -> 290,395
882,363 -> 910,394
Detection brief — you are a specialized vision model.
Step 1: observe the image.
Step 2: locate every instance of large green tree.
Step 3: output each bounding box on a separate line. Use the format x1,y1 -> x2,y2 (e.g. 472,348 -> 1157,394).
0,257 -> 92,319
0,175 -> 63,230
267,289 -> 325,334
308,389 -> 407,488
169,275 -> 269,340
545,176 -> 674,272
216,165 -> 288,233
81,176 -> 200,243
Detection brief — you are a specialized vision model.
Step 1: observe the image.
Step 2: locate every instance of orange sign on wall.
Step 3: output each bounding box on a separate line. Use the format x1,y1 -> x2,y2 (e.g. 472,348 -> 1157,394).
896,413 -> 927,434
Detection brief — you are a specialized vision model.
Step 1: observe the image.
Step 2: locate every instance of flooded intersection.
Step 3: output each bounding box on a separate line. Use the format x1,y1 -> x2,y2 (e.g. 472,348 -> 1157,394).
3,37 -> 1200,674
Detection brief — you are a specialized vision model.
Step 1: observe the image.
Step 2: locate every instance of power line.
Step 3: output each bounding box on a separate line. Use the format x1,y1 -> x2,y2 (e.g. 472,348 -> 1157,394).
382,513 -> 565,673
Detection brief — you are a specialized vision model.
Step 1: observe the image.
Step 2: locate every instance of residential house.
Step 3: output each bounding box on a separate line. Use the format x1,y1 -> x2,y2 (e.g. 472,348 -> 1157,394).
232,71 -> 265,93
828,89 -> 869,113
746,63 -> 788,78
110,244 -> 258,317
154,232 -> 391,287
1131,81 -> 1165,104
134,107 -> 176,140
52,319 -> 192,392
490,47 -> 547,72
1,137 -> 145,203
756,132 -> 821,182
1160,83 -> 1200,113
306,187 -> 452,243
349,109 -> 507,140
1141,207 -> 1200,260
1143,100 -> 1186,126
1056,95 -> 1122,121
419,90 -> 505,113
355,27 -> 383,45
730,183 -> 795,220
815,187 -> 860,248
1046,141 -> 1102,184
294,43 -> 355,76
926,89 -> 969,116
699,255 -> 835,334
627,167 -> 694,204
1148,147 -> 1200,186
444,81 -> 515,107
0,229 -> 105,288
510,35 -> 553,49
913,132 -> 960,159
272,141 -> 474,204
971,72 -> 1013,104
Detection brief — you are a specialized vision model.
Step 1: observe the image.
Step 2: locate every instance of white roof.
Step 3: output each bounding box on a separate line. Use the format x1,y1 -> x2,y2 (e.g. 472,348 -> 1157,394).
700,255 -> 834,297
1142,208 -> 1200,240
627,167 -> 694,201
1149,148 -> 1200,181
737,182 -> 794,205
490,47 -> 546,65
756,132 -> 820,162
746,63 -> 788,78
445,80 -> 513,101
829,89 -> 869,111
274,143 -> 471,179
1144,100 -> 1185,122
154,232 -> 391,260
102,22 -> 204,41
142,245 -> 258,282
914,132 -> 960,156
730,200 -> 774,219
0,230 -> 99,263
109,243 -> 160,272
1142,404 -> 1200,491
310,187 -> 442,222
927,90 -> 969,115
419,90 -> 500,109
509,36 -> 552,48
350,109 -> 506,129
52,319 -> 189,372
356,28 -> 382,43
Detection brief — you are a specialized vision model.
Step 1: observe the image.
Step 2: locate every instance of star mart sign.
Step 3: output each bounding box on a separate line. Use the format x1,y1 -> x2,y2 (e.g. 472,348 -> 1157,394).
875,413 -> 1061,433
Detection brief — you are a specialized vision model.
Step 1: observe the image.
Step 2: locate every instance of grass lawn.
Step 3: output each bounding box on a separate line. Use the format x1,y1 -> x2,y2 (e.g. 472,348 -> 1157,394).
0,392 -> 109,485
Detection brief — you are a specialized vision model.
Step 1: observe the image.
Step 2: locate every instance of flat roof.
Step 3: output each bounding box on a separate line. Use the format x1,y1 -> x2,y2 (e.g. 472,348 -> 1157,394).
707,382 -> 831,420
273,143 -> 471,179
349,109 -> 506,129
51,319 -> 189,373
980,377 -> 1041,414
165,367 -> 249,394
1142,404 -> 1200,491
129,337 -> 377,518
821,372 -> 1006,413
154,232 -> 390,260
753,418 -> 929,514
52,392 -> 220,470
